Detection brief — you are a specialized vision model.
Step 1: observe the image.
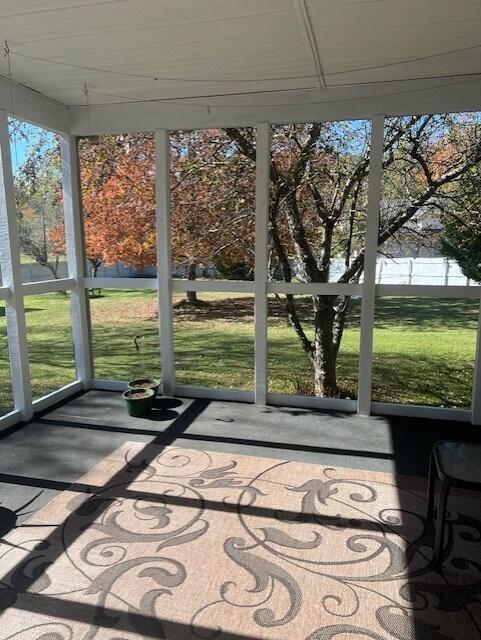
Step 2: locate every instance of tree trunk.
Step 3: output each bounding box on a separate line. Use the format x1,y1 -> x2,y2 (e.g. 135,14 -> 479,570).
43,258 -> 59,280
311,297 -> 338,397
186,262 -> 198,304
90,260 -> 103,298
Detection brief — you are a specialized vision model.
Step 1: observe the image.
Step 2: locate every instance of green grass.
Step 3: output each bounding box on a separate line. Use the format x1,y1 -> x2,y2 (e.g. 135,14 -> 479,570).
372,298 -> 478,407
25,293 -> 76,401
0,292 -> 76,412
0,290 -> 478,414
173,294 -> 254,389
268,295 -> 360,397
90,289 -> 161,382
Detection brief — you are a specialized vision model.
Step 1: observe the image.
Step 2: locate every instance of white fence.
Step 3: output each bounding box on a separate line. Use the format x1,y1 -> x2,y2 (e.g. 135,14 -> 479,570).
328,257 -> 473,286
375,257 -> 472,286
17,256 -> 475,286
18,260 -> 156,282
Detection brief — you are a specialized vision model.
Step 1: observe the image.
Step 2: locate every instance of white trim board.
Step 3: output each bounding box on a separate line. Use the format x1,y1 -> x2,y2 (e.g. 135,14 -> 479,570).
88,379 -> 474,423
371,402 -> 472,423
175,386 -> 254,403
156,129 -> 175,396
92,379 -> 127,392
254,123 -> 270,405
357,115 -> 385,416
68,76 -> 481,136
91,380 -> 255,404
31,380 -> 83,413
0,109 -> 32,420
267,393 -> 357,413
61,134 -> 93,388
172,279 -> 255,293
22,278 -> 75,296
0,409 -> 22,433
0,286 -> 10,300
0,76 -> 70,134
267,282 -> 361,295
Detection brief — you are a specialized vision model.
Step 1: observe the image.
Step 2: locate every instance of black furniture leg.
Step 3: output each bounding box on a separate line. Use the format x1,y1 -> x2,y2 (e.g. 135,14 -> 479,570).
434,477 -> 451,569
426,450 -> 436,522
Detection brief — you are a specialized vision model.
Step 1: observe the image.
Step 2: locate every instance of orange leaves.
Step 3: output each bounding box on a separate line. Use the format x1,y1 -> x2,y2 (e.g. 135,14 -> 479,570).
50,130 -> 256,274
77,133 -> 156,269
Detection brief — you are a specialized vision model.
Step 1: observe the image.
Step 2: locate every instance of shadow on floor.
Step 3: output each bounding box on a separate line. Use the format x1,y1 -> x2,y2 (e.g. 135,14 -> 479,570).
0,391 -> 480,638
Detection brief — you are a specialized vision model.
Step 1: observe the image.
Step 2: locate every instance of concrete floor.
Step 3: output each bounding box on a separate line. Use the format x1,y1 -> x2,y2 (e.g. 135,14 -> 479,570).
0,389 -> 480,536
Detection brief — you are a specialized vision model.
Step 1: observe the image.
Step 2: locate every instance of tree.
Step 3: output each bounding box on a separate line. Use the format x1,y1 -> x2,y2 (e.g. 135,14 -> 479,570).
170,129 -> 255,302
226,113 -> 481,396
52,130 -> 256,303
49,116 -> 481,397
440,166 -> 481,284
50,133 -> 156,278
80,133 -> 157,274
13,128 -> 64,279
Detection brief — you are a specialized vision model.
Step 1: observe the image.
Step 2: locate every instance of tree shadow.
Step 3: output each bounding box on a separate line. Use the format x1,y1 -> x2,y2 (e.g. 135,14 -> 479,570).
173,296 -> 254,322
373,297 -> 479,330
372,352 -> 473,407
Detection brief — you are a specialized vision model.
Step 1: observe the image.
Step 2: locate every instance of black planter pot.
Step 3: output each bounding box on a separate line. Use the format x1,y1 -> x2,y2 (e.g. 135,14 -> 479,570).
122,388 -> 154,417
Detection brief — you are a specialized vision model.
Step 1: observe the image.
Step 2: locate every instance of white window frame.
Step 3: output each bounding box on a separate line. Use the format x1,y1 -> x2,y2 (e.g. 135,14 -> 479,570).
0,111 -> 86,429
0,107 -> 480,429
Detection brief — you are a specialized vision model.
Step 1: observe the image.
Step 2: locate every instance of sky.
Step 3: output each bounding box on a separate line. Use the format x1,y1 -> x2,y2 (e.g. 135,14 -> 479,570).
9,136 -> 28,172
8,119 -> 56,174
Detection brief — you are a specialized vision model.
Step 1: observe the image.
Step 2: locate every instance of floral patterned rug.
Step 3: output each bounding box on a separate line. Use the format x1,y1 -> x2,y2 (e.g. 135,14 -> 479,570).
0,441 -> 480,639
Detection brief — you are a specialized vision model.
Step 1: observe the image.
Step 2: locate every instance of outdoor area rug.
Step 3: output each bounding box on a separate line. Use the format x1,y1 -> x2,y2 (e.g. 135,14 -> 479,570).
0,441 -> 480,639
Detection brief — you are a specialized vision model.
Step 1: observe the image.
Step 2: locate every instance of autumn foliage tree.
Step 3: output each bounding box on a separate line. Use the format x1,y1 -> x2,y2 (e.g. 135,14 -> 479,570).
51,133 -> 156,276
170,129 -> 255,301
226,114 -> 481,396
51,130 -> 256,304
49,115 -> 481,398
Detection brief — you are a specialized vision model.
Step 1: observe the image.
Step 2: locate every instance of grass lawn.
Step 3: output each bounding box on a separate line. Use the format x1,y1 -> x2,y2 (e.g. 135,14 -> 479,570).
0,290 -> 477,414
372,297 -> 478,407
0,292 -> 76,412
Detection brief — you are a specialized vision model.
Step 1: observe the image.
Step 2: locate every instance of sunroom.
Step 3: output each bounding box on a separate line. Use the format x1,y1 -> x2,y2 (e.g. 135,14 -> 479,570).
0,1 -> 480,638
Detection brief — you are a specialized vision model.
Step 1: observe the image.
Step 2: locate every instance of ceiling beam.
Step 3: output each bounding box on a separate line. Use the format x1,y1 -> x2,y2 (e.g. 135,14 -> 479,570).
294,0 -> 326,90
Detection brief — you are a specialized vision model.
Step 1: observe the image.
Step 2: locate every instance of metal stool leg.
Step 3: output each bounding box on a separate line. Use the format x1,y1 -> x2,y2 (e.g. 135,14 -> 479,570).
426,450 -> 437,522
434,478 -> 451,569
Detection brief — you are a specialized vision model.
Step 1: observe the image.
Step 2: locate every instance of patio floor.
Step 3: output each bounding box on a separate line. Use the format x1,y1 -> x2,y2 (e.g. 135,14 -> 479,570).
3,438 -> 481,638
0,390 -> 480,538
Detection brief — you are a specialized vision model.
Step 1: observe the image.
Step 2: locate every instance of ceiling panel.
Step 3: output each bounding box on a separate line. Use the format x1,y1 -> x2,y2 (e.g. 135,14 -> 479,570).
0,0 -> 318,105
307,0 -> 481,85
0,0 -> 480,107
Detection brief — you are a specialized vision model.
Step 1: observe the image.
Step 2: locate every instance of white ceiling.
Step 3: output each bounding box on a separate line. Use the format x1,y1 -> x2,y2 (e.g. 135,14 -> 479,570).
0,0 -> 480,108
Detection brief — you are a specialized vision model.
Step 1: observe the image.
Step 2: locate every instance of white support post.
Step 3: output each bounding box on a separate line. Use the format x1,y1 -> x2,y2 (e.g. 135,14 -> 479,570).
254,123 -> 270,404
60,134 -> 93,388
357,115 -> 385,416
155,129 -> 175,396
0,109 -> 32,420
472,301 -> 481,426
